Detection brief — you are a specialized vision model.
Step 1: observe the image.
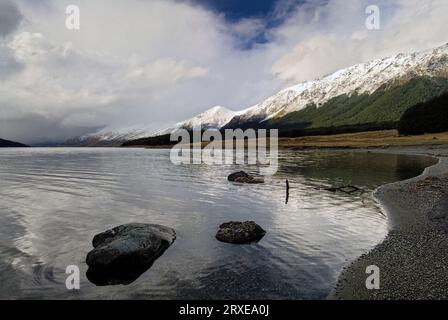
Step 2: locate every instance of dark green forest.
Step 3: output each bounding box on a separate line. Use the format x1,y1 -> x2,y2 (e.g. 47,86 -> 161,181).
398,92 -> 448,135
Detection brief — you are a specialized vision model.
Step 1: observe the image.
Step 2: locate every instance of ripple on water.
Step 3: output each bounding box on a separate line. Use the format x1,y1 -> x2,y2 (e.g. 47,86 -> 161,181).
0,148 -> 437,299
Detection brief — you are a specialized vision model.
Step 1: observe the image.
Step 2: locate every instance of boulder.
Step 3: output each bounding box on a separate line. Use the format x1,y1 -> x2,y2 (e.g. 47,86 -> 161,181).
227,171 -> 264,184
86,223 -> 176,286
216,221 -> 266,244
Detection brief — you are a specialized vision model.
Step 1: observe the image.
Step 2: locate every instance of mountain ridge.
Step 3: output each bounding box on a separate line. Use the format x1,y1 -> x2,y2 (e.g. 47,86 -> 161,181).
0,138 -> 29,148
65,43 -> 448,146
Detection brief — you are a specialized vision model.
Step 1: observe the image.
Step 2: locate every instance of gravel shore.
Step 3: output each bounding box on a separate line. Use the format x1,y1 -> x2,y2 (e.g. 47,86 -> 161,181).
331,145 -> 448,300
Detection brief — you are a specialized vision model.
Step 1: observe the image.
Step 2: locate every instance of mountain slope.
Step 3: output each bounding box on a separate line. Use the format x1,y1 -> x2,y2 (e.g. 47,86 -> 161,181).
67,106 -> 237,147
0,138 -> 29,148
64,126 -> 163,147
267,76 -> 448,131
179,106 -> 236,129
398,91 -> 448,135
66,43 -> 448,146
157,106 -> 237,135
225,43 -> 448,129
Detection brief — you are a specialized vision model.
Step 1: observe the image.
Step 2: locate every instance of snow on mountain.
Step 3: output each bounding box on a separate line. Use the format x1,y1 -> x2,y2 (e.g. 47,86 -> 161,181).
236,43 -> 448,123
76,106 -> 237,144
69,43 -> 448,145
79,125 -> 161,142
178,106 -> 237,129
155,105 -> 237,135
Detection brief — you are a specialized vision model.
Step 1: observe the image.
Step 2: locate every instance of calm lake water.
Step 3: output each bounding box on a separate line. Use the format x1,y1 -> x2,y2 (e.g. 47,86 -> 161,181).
0,148 -> 436,299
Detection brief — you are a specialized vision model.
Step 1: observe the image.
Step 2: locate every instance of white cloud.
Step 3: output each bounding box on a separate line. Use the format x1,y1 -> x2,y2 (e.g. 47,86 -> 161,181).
126,59 -> 209,86
231,18 -> 266,40
271,0 -> 448,84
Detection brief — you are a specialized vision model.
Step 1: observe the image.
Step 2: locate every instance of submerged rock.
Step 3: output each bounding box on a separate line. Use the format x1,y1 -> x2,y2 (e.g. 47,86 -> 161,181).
227,171 -> 264,184
216,221 -> 266,244
86,223 -> 176,286
324,185 -> 365,194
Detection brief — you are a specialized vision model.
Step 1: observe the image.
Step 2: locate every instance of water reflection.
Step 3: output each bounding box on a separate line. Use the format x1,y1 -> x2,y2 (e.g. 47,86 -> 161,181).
0,148 -> 436,299
86,262 -> 159,286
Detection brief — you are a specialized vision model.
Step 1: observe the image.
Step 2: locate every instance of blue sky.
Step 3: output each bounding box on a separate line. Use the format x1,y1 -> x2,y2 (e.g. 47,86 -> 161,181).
191,0 -> 284,20
188,0 -> 306,48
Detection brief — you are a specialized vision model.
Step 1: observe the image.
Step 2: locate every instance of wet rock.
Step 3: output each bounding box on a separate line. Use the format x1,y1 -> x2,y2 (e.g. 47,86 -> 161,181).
216,221 -> 266,244
227,171 -> 264,184
86,223 -> 176,286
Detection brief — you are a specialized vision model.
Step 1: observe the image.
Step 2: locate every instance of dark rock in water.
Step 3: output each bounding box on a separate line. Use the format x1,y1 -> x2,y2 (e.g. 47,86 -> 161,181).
227,171 -> 264,184
86,223 -> 176,286
87,223 -> 176,268
216,221 -> 266,244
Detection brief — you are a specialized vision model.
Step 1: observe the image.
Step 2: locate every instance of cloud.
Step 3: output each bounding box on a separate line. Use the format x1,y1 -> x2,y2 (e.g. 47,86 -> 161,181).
271,0 -> 448,84
272,34 -> 349,84
0,45 -> 23,76
229,18 -> 267,47
0,0 -> 447,144
0,0 -> 288,143
126,59 -> 209,87
0,113 -> 101,144
0,0 -> 23,37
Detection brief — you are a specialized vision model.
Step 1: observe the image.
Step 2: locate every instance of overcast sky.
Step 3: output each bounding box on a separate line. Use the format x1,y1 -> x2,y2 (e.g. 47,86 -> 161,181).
0,0 -> 447,144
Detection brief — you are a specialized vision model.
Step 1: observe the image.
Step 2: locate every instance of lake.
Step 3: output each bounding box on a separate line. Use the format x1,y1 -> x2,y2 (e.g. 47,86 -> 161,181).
0,148 -> 436,299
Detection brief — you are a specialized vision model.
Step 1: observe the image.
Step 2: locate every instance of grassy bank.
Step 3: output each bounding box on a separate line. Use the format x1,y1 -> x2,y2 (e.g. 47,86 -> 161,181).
278,130 -> 448,150
130,130 -> 448,150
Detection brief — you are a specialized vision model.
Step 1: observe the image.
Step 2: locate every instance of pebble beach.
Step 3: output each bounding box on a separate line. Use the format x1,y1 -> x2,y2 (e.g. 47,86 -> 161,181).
331,145 -> 448,300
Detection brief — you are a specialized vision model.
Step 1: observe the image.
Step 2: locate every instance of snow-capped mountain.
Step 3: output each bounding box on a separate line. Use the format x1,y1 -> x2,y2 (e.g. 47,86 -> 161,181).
65,43 -> 448,146
157,106 -> 238,135
82,126 -> 160,142
64,125 -> 163,147
65,106 -> 238,146
180,106 -> 237,129
227,43 -> 448,126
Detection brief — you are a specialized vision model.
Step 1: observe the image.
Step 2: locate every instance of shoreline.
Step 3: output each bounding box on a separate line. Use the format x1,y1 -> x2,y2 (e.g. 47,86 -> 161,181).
330,144 -> 448,300
124,130 -> 448,150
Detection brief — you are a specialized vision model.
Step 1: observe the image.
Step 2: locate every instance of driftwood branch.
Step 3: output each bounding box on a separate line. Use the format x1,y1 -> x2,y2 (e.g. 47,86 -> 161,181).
323,185 -> 366,194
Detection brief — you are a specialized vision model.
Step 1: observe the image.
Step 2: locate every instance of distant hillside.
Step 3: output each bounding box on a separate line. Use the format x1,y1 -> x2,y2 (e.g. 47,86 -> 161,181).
68,43 -> 448,146
61,136 -> 124,147
399,92 -> 448,135
265,76 -> 448,133
223,43 -> 448,131
123,76 -> 448,147
122,133 -> 175,147
0,139 -> 29,148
